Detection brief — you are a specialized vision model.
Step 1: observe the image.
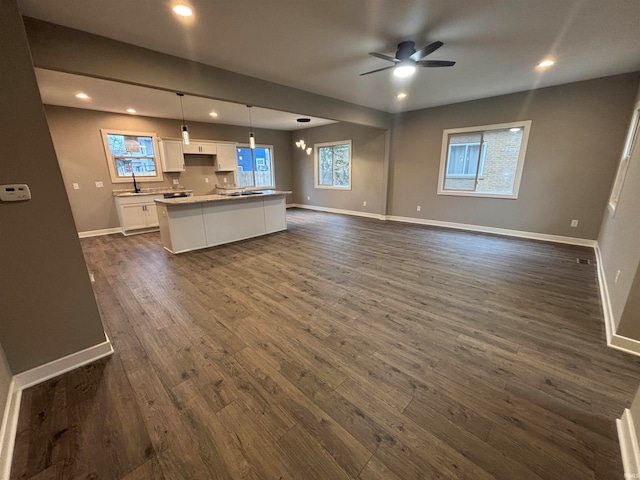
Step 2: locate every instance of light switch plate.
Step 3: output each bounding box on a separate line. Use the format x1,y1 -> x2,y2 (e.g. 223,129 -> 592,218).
73,183 -> 80,190
95,181 -> 104,188
172,179 -> 179,185
0,184 -> 31,202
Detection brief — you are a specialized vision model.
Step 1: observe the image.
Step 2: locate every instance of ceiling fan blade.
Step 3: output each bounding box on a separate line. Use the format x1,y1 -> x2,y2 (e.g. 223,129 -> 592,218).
368,52 -> 400,63
410,41 -> 444,61
416,60 -> 456,67
359,65 -> 395,76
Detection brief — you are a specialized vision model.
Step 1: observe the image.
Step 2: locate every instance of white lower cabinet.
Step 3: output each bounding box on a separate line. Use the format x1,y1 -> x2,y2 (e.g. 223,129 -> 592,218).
156,194 -> 288,254
115,194 -> 163,235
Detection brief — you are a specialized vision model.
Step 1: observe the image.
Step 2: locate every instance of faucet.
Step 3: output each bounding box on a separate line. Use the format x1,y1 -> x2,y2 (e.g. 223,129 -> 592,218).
132,171 -> 141,193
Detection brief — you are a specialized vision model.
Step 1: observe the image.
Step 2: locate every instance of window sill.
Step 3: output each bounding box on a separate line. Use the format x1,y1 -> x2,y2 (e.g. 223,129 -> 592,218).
314,185 -> 352,190
437,190 -> 518,199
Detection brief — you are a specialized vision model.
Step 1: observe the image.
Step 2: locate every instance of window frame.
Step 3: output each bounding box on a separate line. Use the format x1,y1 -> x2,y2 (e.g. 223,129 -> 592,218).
100,129 -> 163,183
314,140 -> 352,190
235,143 -> 276,190
608,104 -> 640,216
437,120 -> 532,199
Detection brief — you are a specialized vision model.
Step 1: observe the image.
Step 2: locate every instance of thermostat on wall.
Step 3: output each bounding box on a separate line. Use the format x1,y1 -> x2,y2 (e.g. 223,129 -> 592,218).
0,184 -> 31,202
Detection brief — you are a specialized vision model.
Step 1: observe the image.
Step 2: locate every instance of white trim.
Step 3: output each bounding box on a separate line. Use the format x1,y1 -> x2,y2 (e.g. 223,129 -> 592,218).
0,334 -> 113,480
78,227 -> 122,238
437,120 -> 532,199
385,214 -> 597,247
100,129 -> 164,184
286,203 -> 296,209
14,335 -> 113,390
291,204 -> 384,220
314,140 -> 352,190
618,409 -> 640,477
594,245 -> 640,357
0,380 -> 19,480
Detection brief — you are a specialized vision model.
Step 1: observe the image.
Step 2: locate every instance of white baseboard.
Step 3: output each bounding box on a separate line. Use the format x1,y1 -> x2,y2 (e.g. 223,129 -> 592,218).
594,245 -> 640,357
0,380 -> 19,480
385,215 -> 598,247
618,409 -> 640,477
291,203 -> 385,220
0,334 -> 113,480
78,227 -> 121,238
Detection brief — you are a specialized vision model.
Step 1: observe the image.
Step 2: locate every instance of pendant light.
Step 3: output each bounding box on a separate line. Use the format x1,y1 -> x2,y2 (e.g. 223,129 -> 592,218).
177,93 -> 190,145
247,105 -> 255,149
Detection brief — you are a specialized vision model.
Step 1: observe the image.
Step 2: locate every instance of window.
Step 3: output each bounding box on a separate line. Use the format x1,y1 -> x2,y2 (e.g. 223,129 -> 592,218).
609,105 -> 640,215
437,121 -> 531,198
314,140 -> 352,189
101,129 -> 163,183
447,142 -> 487,177
236,145 -> 275,189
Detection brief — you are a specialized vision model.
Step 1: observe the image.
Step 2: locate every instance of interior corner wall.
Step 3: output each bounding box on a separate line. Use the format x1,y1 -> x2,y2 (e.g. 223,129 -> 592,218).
599,80 -> 640,336
0,344 -> 11,417
388,73 -> 640,239
0,0 -> 106,373
292,122 -> 387,216
44,105 -> 293,233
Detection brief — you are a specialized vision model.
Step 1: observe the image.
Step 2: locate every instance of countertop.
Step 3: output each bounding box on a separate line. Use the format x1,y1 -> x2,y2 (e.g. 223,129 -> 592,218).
155,190 -> 291,205
113,188 -> 193,197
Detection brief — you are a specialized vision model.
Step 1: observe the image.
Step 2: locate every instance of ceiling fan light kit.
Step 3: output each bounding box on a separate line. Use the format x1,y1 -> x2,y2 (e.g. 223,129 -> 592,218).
361,40 -> 455,77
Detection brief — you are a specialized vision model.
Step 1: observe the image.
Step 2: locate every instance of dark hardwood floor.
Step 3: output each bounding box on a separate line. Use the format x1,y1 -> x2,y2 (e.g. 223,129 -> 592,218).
11,208 -> 640,479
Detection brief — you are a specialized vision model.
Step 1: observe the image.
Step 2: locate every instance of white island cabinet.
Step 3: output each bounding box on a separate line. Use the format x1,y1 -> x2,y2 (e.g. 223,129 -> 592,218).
155,191 -> 290,254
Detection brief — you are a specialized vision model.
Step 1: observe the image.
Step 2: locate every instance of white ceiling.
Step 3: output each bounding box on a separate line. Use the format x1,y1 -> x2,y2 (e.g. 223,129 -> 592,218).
18,0 -> 640,114
34,69 -> 336,131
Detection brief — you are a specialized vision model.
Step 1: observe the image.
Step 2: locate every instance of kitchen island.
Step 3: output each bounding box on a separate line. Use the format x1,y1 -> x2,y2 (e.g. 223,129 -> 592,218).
155,190 -> 291,254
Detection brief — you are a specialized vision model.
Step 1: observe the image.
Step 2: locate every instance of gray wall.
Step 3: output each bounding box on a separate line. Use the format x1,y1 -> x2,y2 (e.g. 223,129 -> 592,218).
44,105 -> 293,233
388,73 -> 640,239
24,18 -> 391,130
600,83 -> 640,335
292,123 -> 387,216
619,273 -> 640,339
0,0 -> 106,373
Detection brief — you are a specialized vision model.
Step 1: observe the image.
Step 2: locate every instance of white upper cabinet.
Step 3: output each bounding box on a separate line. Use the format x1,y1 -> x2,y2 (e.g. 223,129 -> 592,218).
158,138 -> 185,172
182,141 -> 217,155
215,143 -> 238,171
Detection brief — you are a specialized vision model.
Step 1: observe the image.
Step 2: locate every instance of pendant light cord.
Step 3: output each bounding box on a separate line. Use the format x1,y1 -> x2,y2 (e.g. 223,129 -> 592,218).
178,93 -> 186,124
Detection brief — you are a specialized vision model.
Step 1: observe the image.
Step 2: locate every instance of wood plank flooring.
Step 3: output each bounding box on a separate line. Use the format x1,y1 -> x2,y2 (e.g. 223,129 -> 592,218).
11,208 -> 640,479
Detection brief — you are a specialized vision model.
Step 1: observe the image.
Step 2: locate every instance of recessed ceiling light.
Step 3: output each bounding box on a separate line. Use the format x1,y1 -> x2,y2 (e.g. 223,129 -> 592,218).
172,4 -> 193,16
126,108 -> 137,114
537,59 -> 555,68
209,112 -> 218,117
75,93 -> 89,99
397,93 -> 408,100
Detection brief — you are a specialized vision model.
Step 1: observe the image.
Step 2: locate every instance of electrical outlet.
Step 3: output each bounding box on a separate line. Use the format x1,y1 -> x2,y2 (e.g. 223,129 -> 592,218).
363,201 -> 367,207
307,196 -> 310,201
95,181 -> 104,188
89,273 -> 95,282
172,179 -> 179,185
615,270 -> 621,283
570,219 -> 578,227
72,183 -> 79,190
223,177 -> 227,183
417,205 -> 421,212
205,177 -> 209,184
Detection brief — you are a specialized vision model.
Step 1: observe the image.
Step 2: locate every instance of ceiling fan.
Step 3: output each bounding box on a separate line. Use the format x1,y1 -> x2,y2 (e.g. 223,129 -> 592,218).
360,40 -> 455,77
